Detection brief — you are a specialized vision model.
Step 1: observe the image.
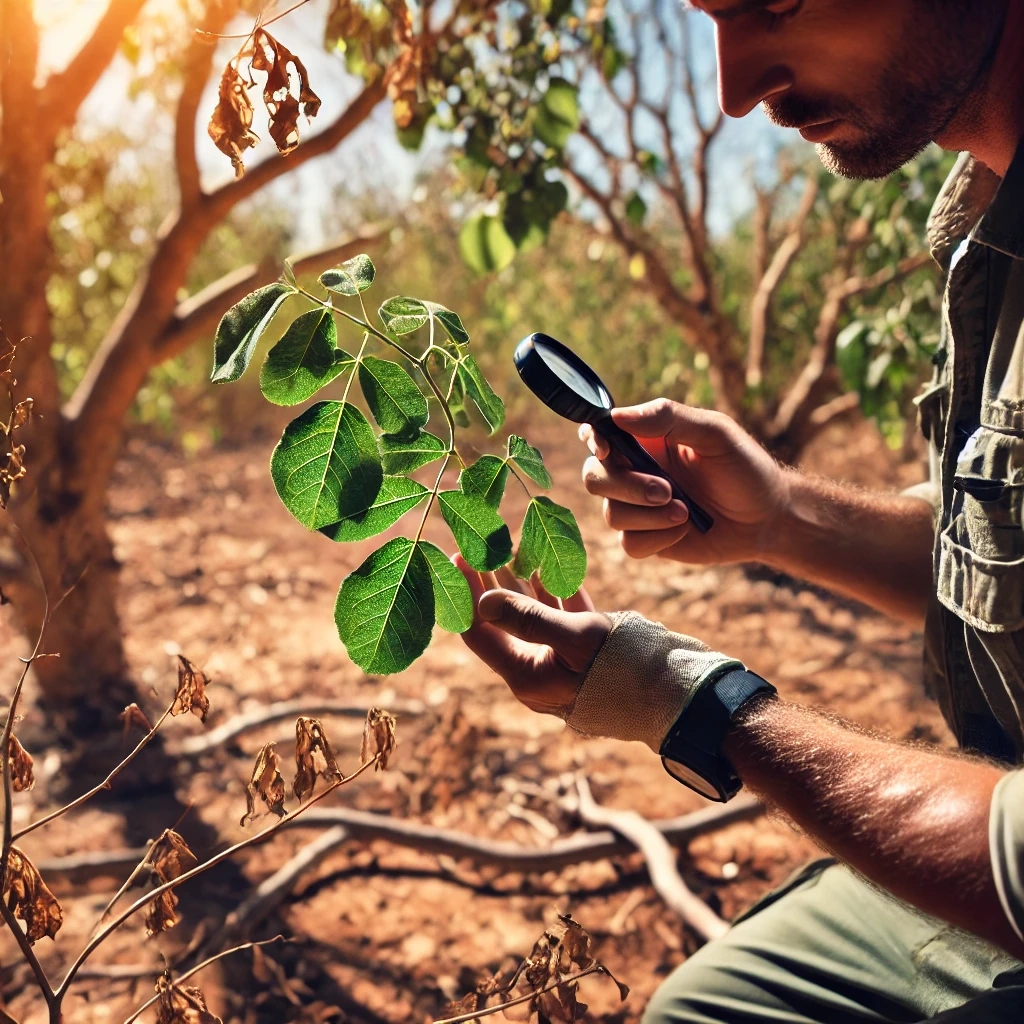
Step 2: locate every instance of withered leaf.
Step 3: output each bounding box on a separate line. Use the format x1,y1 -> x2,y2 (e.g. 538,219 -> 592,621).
172,655 -> 211,721
207,57 -> 259,179
293,717 -> 343,802
242,742 -> 286,826
441,992 -> 477,1017
11,399 -> 32,430
3,847 -> 62,942
251,30 -> 321,157
154,973 -> 223,1024
8,735 -> 33,792
145,889 -> 180,937
150,829 -> 198,883
360,706 -> 397,770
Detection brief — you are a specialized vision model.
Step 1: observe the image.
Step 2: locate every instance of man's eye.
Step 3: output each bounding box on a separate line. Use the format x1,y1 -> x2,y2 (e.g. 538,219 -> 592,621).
765,0 -> 803,19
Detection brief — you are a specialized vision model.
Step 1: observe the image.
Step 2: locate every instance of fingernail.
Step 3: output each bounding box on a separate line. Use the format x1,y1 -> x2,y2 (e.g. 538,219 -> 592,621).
669,501 -> 689,523
646,481 -> 669,503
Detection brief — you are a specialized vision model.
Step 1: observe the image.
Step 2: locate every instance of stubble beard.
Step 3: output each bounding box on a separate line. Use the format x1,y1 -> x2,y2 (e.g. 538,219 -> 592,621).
762,3 -> 1003,180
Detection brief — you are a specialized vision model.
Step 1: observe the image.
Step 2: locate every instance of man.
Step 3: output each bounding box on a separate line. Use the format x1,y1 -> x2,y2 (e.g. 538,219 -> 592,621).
456,1 -> 1024,1021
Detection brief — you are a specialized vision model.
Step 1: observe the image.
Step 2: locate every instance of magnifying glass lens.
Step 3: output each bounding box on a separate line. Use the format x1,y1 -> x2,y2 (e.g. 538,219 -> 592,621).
536,345 -> 611,409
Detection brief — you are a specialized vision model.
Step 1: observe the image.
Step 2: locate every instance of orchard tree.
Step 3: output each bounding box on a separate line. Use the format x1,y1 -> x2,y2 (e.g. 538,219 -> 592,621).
0,0 -> 607,727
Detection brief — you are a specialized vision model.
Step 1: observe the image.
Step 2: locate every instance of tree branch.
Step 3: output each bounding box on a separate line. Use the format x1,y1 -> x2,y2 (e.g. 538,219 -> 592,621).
153,226 -> 389,361
746,175 -> 818,389
767,251 -> 933,443
204,78 -> 388,219
39,0 -> 149,141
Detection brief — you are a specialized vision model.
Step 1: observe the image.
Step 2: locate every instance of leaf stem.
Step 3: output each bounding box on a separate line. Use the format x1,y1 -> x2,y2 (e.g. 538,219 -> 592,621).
431,965 -> 607,1024
414,454 -> 452,545
506,464 -> 533,500
56,755 -> 381,999
194,0 -> 312,40
121,936 -> 286,1024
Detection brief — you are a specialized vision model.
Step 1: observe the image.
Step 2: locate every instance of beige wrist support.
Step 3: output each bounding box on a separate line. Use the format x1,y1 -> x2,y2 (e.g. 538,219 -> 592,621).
563,611 -> 743,753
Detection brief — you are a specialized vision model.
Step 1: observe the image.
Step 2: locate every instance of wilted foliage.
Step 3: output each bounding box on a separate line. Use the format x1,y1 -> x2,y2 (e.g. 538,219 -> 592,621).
293,717 -> 343,801
208,28 -> 321,178
3,847 -> 63,943
242,742 -> 287,826
172,655 -> 211,721
8,734 -> 34,792
154,973 -> 223,1024
144,830 -> 198,937
361,706 -> 397,770
0,326 -> 31,509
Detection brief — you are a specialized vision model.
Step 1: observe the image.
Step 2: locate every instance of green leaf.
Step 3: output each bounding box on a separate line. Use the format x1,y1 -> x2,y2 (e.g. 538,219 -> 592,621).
459,455 -> 508,508
319,254 -> 375,296
534,80 -> 578,149
456,355 -> 505,433
378,296 -> 470,345
459,214 -> 516,275
259,308 -> 352,406
211,282 -> 293,383
438,490 -> 512,571
513,496 -> 586,598
625,191 -> 647,227
379,431 -> 447,474
506,435 -> 552,489
270,401 -> 383,530
418,541 -> 474,633
335,537 -> 434,674
320,476 -> 429,542
358,355 -> 428,437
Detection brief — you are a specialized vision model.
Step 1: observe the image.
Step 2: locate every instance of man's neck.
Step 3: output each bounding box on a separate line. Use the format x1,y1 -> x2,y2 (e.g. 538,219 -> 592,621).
936,1 -> 1024,176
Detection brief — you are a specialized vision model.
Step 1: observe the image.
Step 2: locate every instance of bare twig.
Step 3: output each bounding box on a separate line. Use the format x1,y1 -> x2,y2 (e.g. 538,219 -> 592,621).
121,936 -> 285,1024
574,776 -> 728,942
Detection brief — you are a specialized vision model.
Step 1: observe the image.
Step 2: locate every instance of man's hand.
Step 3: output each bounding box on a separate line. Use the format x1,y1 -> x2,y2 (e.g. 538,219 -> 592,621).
455,559 -> 610,716
581,398 -> 790,565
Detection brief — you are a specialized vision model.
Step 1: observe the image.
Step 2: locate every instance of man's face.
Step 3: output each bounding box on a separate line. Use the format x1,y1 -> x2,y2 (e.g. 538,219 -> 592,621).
690,0 -> 1006,179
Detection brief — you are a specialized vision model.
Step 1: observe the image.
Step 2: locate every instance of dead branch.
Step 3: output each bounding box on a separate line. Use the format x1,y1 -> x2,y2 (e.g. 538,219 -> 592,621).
747,175 -> 818,389
174,693 -> 421,756
39,0 -> 149,142
153,228 -> 389,362
573,776 -> 727,942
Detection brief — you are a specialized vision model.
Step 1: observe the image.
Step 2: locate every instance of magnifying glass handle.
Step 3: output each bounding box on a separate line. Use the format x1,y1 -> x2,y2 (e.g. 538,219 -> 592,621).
596,423 -> 715,534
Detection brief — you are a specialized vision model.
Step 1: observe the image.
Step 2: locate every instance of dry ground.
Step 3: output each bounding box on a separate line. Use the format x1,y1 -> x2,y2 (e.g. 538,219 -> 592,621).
0,413 -> 949,1024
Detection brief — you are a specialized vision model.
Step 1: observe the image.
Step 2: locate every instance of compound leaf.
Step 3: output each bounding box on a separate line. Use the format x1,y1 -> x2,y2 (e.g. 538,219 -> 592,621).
513,496 -> 586,598
320,476 -> 429,542
359,355 -> 428,437
260,307 -> 352,405
507,435 -> 552,489
319,254 -> 375,296
270,401 -> 382,530
379,431 -> 447,474
459,455 -> 508,508
418,541 -> 473,633
212,282 -> 293,383
378,296 -> 469,345
335,537 -> 434,674
438,490 -> 512,571
456,354 -> 505,433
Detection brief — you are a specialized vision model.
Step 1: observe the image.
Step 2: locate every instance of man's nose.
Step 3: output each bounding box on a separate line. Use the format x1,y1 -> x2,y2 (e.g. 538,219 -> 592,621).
715,23 -> 793,118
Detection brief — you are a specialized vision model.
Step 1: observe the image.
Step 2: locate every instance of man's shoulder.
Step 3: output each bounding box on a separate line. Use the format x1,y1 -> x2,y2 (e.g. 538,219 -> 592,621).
927,153 -> 1001,269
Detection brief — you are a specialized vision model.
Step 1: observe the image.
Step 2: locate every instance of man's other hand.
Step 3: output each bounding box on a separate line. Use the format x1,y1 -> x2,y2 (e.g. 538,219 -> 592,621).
453,558 -> 610,717
581,398 -> 790,565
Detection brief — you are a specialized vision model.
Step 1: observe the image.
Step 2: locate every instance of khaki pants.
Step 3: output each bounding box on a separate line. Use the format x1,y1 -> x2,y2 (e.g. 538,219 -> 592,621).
643,861 -> 1024,1023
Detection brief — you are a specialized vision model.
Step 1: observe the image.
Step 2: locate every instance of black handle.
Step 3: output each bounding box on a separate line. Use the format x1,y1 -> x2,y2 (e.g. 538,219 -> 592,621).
597,423 -> 714,534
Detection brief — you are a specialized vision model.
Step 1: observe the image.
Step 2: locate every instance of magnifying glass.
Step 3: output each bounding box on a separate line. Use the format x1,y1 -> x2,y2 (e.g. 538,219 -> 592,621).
513,333 -> 714,534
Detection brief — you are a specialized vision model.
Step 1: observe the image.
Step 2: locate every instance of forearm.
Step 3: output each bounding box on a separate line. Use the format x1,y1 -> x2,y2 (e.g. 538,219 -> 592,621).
764,471 -> 934,625
725,695 -> 1022,957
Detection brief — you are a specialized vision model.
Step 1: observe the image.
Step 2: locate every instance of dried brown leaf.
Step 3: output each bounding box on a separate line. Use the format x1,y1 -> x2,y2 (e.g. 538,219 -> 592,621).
252,30 -> 321,157
172,655 -> 211,721
154,973 -> 223,1024
293,717 -> 343,802
242,742 -> 286,826
119,702 -> 153,745
150,829 -> 198,883
360,706 -> 397,769
11,398 -> 32,430
441,992 -> 477,1017
8,734 -> 33,792
3,847 -> 62,942
145,888 -> 180,937
208,57 -> 259,179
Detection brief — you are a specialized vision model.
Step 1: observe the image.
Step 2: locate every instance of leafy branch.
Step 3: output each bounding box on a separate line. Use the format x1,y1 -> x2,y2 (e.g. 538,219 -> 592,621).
211,254 -> 588,674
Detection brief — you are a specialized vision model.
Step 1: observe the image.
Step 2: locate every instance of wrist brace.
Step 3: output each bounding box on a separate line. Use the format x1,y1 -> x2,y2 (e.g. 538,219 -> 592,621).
563,611 -> 743,752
